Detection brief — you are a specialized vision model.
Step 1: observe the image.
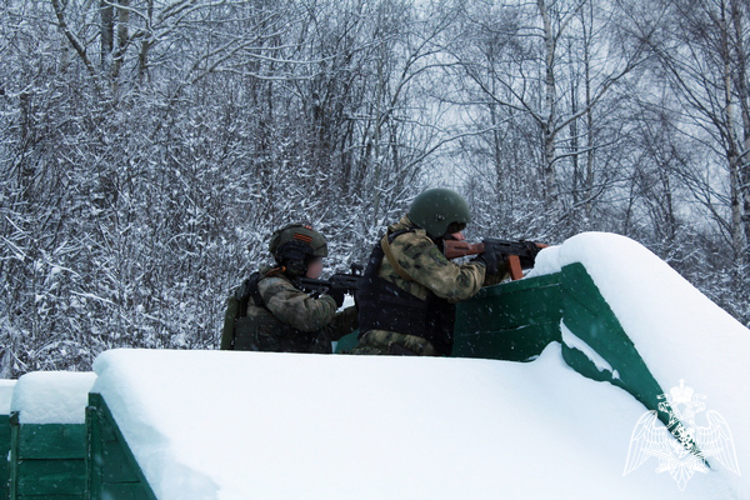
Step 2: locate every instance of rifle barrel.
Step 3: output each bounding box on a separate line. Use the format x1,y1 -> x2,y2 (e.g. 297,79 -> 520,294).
443,239 -> 547,280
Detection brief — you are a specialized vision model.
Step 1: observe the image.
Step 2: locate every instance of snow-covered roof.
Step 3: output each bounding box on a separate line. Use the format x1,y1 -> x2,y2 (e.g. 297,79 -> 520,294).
86,232 -> 750,499
11,371 -> 96,424
530,232 -> 750,481
92,346 -> 742,500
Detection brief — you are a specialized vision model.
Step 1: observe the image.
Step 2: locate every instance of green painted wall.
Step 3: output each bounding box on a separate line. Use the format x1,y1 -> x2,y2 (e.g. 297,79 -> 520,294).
8,414 -> 86,500
453,272 -> 562,361
1,414 -> 11,500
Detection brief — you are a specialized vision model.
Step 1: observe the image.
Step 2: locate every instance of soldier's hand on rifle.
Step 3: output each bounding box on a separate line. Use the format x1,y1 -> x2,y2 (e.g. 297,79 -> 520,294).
470,240 -> 506,275
521,239 -> 542,258
325,286 -> 345,308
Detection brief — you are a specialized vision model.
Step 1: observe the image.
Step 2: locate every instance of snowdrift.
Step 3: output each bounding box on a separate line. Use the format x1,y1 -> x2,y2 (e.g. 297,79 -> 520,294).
92,346 -> 745,500
529,232 -> 749,493
8,372 -> 95,499
11,371 -> 95,424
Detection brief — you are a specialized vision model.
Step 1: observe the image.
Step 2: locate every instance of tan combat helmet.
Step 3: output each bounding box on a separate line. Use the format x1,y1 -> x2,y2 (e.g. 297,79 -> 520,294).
269,224 -> 328,275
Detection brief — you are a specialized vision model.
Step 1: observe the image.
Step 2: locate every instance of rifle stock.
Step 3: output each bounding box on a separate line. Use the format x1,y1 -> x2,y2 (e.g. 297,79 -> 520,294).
444,239 -> 547,280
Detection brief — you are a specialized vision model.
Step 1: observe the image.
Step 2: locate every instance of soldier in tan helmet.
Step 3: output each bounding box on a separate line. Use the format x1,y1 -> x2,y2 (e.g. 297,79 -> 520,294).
221,224 -> 357,353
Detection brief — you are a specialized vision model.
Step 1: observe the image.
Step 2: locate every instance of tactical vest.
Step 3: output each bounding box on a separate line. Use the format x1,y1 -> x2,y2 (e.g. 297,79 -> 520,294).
221,272 -> 330,353
355,230 -> 456,356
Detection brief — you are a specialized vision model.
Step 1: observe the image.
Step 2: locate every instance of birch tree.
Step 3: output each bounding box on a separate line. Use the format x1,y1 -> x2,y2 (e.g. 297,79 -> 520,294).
633,0 -> 750,270
445,0 -> 647,221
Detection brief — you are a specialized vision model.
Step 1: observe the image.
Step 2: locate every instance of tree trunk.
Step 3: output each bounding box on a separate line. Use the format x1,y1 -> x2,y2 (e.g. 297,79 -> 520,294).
101,0 -> 114,69
111,0 -> 131,93
138,0 -> 154,86
583,1 -> 595,219
538,0 -> 559,207
720,0 -> 745,261
730,0 -> 750,267
569,41 -> 579,205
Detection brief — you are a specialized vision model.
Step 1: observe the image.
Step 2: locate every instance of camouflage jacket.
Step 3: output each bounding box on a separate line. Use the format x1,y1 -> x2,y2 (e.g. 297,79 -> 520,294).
377,215 -> 486,301
355,215 -> 487,355
235,268 -> 357,353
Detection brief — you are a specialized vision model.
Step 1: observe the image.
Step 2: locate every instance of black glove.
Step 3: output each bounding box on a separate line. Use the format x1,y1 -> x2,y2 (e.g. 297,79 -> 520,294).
522,240 -> 542,258
325,287 -> 345,308
471,240 -> 505,275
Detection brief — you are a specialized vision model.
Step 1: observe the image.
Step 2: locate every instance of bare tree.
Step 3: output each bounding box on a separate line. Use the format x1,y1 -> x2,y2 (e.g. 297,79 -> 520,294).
444,0 -> 647,218
632,0 -> 749,267
1,0 -> 748,377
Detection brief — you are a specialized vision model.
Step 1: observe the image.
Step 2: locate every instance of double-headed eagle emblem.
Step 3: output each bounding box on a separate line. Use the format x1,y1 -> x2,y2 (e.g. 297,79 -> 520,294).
623,380 -> 740,490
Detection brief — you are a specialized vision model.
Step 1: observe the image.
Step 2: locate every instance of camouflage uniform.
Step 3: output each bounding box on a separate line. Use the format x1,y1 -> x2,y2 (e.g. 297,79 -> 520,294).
235,267 -> 357,353
353,215 -> 488,356
224,223 -> 358,353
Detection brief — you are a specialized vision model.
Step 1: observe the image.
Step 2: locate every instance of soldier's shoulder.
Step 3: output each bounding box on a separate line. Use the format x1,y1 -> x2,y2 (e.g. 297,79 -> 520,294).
257,274 -> 294,295
390,228 -> 434,253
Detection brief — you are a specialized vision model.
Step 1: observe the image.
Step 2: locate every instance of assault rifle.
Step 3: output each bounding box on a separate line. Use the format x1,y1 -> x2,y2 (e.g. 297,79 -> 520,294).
443,238 -> 548,280
294,263 -> 364,295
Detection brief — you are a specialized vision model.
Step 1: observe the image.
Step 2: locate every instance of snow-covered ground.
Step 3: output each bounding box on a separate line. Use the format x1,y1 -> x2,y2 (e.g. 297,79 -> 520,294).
88,232 -> 748,499
11,371 -> 96,424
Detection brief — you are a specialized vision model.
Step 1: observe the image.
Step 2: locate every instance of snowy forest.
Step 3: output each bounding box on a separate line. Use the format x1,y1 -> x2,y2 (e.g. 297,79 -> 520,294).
1,0 -> 748,377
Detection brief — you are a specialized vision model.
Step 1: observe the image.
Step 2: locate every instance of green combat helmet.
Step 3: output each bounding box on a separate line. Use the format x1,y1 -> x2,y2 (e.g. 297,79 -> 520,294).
269,223 -> 328,276
408,188 -> 471,239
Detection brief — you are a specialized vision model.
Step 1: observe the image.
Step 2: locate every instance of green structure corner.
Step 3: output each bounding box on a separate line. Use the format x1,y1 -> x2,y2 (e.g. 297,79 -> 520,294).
86,393 -> 158,500
452,262 -> 694,457
560,264 -> 664,411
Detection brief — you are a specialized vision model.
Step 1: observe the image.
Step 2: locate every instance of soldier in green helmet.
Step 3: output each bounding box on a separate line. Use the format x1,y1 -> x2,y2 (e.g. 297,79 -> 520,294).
221,224 -> 358,353
352,188 -> 507,356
